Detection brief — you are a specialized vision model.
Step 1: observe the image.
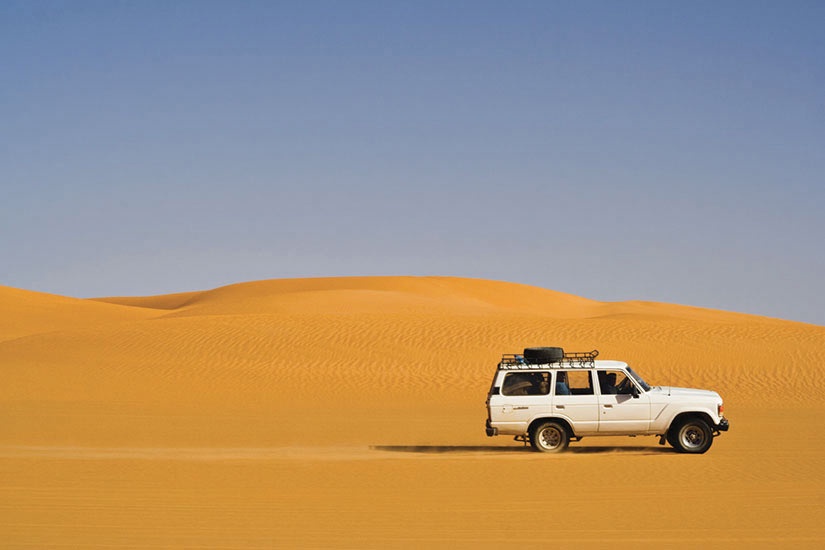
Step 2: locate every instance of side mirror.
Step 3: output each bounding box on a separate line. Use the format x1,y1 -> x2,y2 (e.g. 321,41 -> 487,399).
631,386 -> 640,398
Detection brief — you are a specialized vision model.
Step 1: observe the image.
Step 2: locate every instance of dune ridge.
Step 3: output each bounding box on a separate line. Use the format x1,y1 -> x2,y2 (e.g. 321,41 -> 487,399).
5,277 -> 823,408
0,284 -> 155,342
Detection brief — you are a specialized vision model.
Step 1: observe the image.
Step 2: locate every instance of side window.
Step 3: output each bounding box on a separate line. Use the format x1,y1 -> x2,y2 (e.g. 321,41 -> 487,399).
502,372 -> 550,396
555,370 -> 593,395
598,370 -> 634,395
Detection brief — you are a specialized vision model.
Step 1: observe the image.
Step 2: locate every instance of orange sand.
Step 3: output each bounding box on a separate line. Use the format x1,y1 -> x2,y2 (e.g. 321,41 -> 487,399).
2,276 -> 824,548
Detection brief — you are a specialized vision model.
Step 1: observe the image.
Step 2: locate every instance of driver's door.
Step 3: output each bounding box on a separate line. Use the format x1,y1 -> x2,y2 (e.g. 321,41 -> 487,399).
597,370 -> 650,433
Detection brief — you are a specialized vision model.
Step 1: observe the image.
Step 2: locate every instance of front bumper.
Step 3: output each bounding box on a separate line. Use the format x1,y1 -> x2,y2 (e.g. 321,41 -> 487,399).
485,419 -> 498,437
715,417 -> 730,433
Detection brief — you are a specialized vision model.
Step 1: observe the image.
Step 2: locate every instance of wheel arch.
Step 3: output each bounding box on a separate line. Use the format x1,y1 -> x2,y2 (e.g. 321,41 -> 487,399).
668,411 -> 714,433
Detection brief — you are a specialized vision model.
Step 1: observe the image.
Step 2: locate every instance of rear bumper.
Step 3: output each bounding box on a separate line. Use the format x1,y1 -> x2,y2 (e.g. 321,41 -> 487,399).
485,419 -> 498,437
715,417 -> 730,432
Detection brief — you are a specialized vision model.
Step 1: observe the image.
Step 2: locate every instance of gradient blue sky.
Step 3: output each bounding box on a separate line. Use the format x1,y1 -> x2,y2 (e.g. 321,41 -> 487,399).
2,1 -> 824,324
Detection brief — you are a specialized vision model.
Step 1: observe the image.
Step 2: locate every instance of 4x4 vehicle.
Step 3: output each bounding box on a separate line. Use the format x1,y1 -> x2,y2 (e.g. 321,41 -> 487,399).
485,347 -> 729,453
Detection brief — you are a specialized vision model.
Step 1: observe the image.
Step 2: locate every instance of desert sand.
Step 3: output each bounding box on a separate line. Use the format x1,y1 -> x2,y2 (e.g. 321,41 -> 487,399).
2,276 -> 824,548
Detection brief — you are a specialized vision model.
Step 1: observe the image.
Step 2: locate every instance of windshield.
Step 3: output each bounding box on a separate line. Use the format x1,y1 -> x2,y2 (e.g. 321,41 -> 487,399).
627,367 -> 651,392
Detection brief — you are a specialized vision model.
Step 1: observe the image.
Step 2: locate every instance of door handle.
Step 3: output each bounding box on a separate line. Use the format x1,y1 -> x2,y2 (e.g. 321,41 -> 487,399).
603,404 -> 613,408
555,405 -> 565,410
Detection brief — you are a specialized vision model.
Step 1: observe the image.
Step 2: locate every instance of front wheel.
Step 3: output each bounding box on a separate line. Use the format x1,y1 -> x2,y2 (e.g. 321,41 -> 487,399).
673,418 -> 713,454
530,421 -> 569,453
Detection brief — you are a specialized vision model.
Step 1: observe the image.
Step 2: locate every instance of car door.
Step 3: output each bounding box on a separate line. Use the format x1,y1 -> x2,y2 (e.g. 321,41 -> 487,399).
551,370 -> 599,434
596,369 -> 651,433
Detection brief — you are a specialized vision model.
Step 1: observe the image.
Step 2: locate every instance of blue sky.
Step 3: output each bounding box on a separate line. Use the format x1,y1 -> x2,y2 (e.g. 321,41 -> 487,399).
2,1 -> 824,325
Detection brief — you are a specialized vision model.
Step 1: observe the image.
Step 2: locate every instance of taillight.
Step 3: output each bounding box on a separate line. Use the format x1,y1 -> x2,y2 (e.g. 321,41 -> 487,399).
718,403 -> 725,417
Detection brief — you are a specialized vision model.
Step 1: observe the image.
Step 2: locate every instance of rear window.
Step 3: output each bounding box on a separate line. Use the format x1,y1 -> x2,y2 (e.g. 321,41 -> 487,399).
502,372 -> 550,396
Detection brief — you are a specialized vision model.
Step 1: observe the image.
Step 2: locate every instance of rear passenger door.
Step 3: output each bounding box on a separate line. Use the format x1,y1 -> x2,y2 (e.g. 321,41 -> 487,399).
551,370 -> 599,434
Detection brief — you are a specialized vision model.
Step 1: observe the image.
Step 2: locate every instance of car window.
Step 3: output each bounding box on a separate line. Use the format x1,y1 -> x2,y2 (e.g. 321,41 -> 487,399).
555,370 -> 593,395
597,370 -> 634,395
627,367 -> 651,391
502,372 -> 550,396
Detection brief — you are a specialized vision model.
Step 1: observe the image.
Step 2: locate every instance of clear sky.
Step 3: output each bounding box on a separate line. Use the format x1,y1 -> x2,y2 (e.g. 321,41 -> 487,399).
2,1 -> 824,325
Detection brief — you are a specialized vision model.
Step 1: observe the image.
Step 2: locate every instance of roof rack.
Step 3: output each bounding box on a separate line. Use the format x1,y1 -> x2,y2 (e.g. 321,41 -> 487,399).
498,350 -> 599,370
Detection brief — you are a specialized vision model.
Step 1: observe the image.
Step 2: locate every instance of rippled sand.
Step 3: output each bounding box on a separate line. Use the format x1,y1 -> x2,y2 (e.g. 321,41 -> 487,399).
2,276 -> 824,548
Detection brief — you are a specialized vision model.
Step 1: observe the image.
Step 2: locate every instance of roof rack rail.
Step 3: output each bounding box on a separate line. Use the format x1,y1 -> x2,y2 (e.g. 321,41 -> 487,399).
498,349 -> 599,370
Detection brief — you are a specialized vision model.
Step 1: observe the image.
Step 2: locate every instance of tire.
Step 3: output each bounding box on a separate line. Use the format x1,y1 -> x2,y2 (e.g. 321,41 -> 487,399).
523,347 -> 564,364
672,418 -> 713,454
530,421 -> 569,453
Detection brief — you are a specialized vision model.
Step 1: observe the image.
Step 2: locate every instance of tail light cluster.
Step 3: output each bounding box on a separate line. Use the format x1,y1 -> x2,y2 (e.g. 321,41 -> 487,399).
718,403 -> 725,417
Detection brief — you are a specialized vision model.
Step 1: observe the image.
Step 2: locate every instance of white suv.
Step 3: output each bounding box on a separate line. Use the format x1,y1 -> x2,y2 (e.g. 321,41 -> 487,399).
485,347 -> 729,453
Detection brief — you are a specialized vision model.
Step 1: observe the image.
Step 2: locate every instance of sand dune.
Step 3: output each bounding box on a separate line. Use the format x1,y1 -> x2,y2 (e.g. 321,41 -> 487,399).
0,285 -> 156,341
2,276 -> 824,547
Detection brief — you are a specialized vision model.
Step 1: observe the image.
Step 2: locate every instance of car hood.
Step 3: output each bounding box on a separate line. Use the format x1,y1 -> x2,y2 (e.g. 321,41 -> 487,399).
650,386 -> 721,400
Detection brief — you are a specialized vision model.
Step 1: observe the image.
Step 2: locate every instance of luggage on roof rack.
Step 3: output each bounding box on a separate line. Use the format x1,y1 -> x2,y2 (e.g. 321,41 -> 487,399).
498,349 -> 599,370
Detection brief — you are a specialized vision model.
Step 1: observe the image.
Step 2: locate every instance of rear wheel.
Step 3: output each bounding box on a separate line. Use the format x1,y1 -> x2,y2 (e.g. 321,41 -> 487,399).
673,418 -> 713,454
530,421 -> 569,453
